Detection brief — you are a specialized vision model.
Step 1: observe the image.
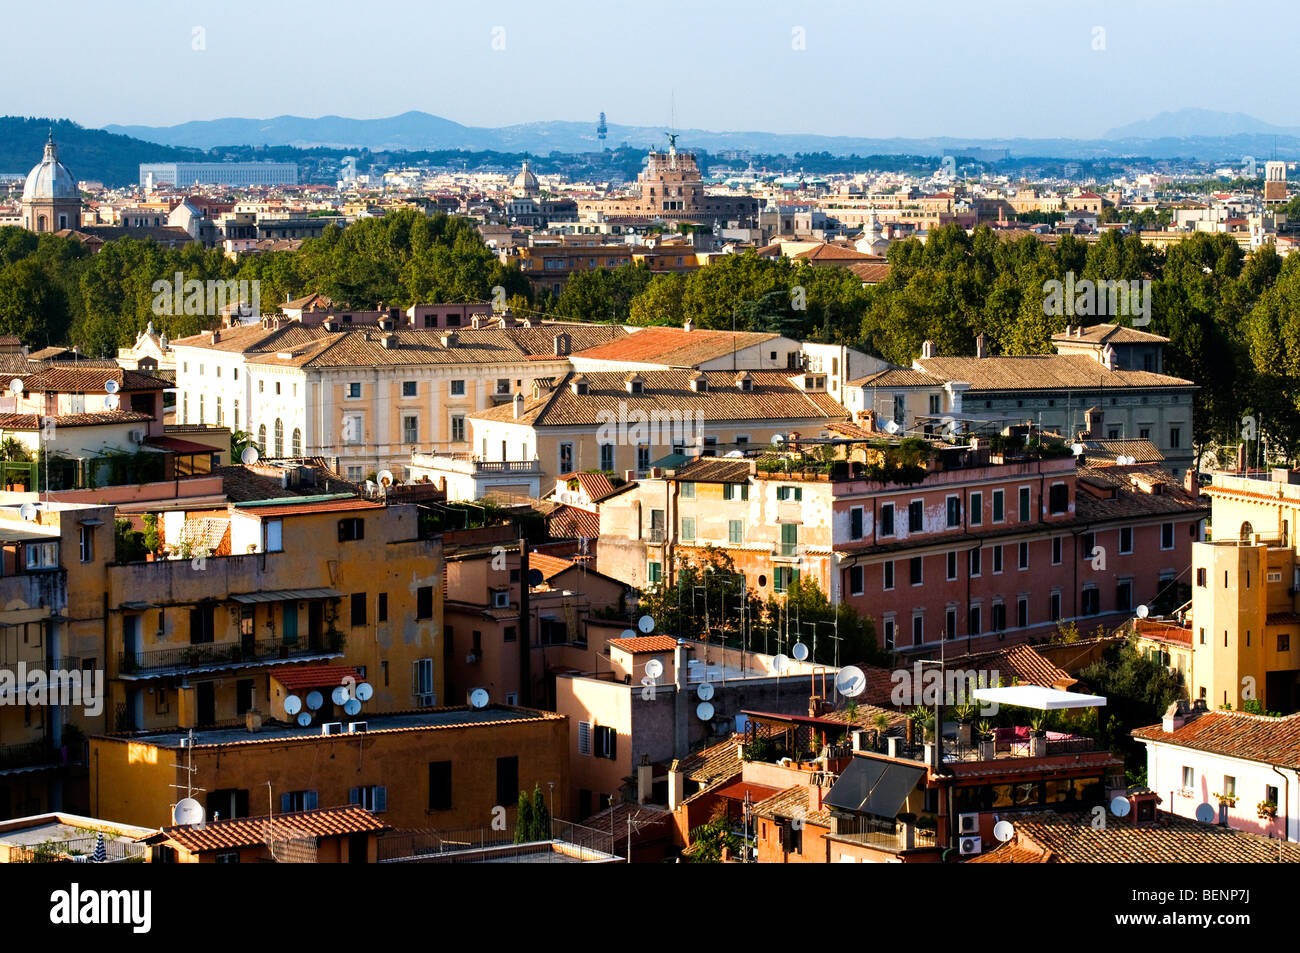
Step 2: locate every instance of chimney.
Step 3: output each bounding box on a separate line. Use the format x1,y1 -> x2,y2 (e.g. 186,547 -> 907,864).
684,317 -> 694,332
624,469 -> 636,483
512,391 -> 525,419
921,339 -> 936,359
975,333 -> 988,358
440,331 -> 458,348
1161,699 -> 1190,733
208,329 -> 220,344
381,334 -> 398,349
1185,467 -> 1200,494
668,760 -> 686,811
553,332 -> 571,356
637,754 -> 653,805
245,709 -> 263,733
1084,406 -> 1103,437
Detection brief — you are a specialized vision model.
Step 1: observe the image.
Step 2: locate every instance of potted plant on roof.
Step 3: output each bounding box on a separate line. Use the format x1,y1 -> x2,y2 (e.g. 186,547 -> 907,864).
953,698 -> 976,748
1028,711 -> 1049,757
976,720 -> 996,760
871,711 -> 891,750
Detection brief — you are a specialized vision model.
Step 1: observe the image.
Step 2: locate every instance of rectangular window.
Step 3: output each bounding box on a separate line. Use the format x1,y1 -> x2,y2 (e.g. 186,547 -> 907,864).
578,722 -> 591,756
883,561 -> 895,591
681,517 -> 696,541
600,443 -> 614,471
850,507 -> 864,539
1017,597 -> 1028,629
993,546 -> 1003,574
777,485 -> 804,502
945,607 -> 957,640
1081,587 -> 1100,615
594,726 -> 617,760
992,489 -> 1004,523
450,380 -> 466,397
338,518 -> 365,541
79,526 -> 94,563
1120,526 -> 1133,554
969,605 -> 982,635
908,500 -> 923,533
263,518 -> 283,552
647,561 -> 662,584
1049,484 -> 1068,514
910,556 -> 923,586
1181,766 -> 1194,790
1169,427 -> 1181,449
969,548 -> 981,577
1161,522 -> 1174,550
1019,486 -> 1030,522
1052,536 -> 1063,565
428,761 -> 452,811
849,565 -> 864,596
970,492 -> 983,526
237,679 -> 254,715
403,415 -> 419,444
723,482 -> 749,501
947,551 -> 958,581
780,522 -> 798,557
1117,579 -> 1133,611
281,790 -> 319,813
450,415 -> 466,442
413,658 -> 434,695
883,618 -> 896,650
680,482 -> 695,499
402,381 -> 417,397
239,606 -> 255,637
946,496 -> 960,527
992,603 -> 1006,632
350,785 -> 387,813
416,586 -> 433,620
774,566 -> 799,594
351,593 -> 367,627
378,592 -> 388,622
728,520 -> 743,545
880,503 -> 895,536
912,615 -> 923,646
1018,541 -> 1029,570
1280,634 -> 1291,652
1050,591 -> 1062,621
559,443 -> 574,474
347,382 -> 361,399
496,756 -> 519,806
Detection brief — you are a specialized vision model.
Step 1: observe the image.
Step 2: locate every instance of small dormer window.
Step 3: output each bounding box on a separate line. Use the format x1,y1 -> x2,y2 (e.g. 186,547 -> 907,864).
573,381 -> 588,395
736,376 -> 753,392
627,377 -> 644,394
691,376 -> 708,393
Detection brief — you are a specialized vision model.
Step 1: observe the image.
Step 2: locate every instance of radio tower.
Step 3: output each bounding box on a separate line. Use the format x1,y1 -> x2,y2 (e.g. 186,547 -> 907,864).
597,112 -> 608,142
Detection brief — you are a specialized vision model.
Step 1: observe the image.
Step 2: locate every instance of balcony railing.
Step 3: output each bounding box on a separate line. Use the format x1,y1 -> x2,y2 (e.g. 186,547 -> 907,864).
117,631 -> 345,676
0,741 -> 61,771
646,528 -> 665,544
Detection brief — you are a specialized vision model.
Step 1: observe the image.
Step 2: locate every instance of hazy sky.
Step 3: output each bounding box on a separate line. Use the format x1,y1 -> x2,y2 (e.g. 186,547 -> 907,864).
7,0 -> 1297,139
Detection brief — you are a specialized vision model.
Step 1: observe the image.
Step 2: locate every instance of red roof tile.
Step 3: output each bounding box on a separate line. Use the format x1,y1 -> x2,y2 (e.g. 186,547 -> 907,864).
608,635 -> 678,654
234,498 -> 383,518
147,806 -> 389,853
272,665 -> 364,692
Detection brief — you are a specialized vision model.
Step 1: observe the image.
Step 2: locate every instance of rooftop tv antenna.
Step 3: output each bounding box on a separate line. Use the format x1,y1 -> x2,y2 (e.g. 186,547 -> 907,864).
169,729 -> 206,824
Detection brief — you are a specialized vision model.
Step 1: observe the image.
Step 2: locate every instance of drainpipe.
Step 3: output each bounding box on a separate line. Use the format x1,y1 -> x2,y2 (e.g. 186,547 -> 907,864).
1271,762 -> 1291,842
518,537 -> 531,707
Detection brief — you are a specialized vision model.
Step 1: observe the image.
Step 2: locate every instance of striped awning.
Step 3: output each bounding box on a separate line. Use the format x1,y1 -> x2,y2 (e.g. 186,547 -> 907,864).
229,588 -> 342,604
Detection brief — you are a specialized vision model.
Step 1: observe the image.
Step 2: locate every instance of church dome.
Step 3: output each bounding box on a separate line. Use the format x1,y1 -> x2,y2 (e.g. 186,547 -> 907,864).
23,135 -> 77,202
512,161 -> 539,196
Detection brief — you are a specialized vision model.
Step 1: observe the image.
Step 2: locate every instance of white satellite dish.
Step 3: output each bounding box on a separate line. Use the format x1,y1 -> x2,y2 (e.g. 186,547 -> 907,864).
644,658 -> 664,680
104,394 -> 120,410
8,378 -> 22,397
377,469 -> 394,488
305,690 -> 324,711
772,653 -> 790,675
696,682 -> 714,701
240,446 -> 260,466
355,682 -> 373,702
1136,604 -> 1149,619
620,629 -> 636,640
1109,795 -> 1132,817
296,711 -> 312,727
104,379 -> 119,395
1195,802 -> 1216,824
637,614 -> 655,634
343,698 -> 362,716
470,687 -> 490,709
173,797 -> 204,826
283,694 -> 302,716
331,685 -> 350,706
835,665 -> 866,699
884,420 -> 900,435
771,434 -> 785,444
724,450 -> 744,458
791,641 -> 809,662
696,701 -> 715,721
18,502 -> 37,522
993,820 -> 1015,843
1071,443 -> 1084,456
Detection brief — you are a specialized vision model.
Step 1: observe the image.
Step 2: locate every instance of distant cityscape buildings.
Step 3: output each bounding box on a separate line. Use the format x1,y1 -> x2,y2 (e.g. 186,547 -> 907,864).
139,161 -> 299,189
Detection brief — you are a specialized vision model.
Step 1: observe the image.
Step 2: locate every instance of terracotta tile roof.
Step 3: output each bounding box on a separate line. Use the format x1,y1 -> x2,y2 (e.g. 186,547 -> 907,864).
528,552 -> 575,580
577,802 -> 674,845
1073,465 -> 1206,520
1080,438 -> 1165,463
0,411 -> 153,429
1134,619 -> 1192,645
847,262 -> 892,284
676,733 -> 743,785
284,292 -> 335,311
557,470 -> 620,502
710,780 -> 783,804
849,367 -> 945,388
850,645 -> 1071,708
172,321 -> 334,355
571,326 -> 779,368
1050,324 -> 1169,346
978,810 -> 1300,863
472,369 -> 849,428
211,463 -> 360,502
609,635 -> 678,654
24,366 -> 165,393
272,665 -> 364,692
1132,710 -> 1300,767
147,806 -> 389,853
671,457 -> 753,483
231,498 -> 383,518
914,354 -> 1192,391
546,503 -> 601,540
793,243 -> 877,262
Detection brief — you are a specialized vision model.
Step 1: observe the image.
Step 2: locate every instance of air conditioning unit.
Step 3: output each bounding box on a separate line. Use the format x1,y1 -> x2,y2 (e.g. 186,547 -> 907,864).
321,722 -> 344,735
958,812 -> 980,835
347,721 -> 367,733
959,836 -> 982,856
416,692 -> 437,707
129,429 -> 146,444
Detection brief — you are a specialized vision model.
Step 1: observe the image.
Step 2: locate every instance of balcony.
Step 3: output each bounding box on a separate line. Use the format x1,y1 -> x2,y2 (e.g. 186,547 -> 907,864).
866,730 -> 1101,764
117,631 -> 345,678
0,741 -> 63,772
409,452 -> 541,475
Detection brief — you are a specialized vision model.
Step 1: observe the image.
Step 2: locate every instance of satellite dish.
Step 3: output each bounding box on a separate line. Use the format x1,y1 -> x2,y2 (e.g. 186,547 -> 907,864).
331,686 -> 350,706
173,798 -> 204,826
791,641 -> 809,662
696,701 -> 715,721
18,502 -> 37,522
1136,604 -> 1150,619
296,711 -> 312,727
993,820 -> 1015,842
8,378 -> 22,397
1109,795 -> 1132,817
835,665 -> 866,698
620,629 -> 637,640
103,379 -> 119,395
283,694 -> 302,716
1071,443 -> 1084,456
644,658 -> 664,680
240,446 -> 260,466
305,690 -> 324,711
884,420 -> 900,435
724,450 -> 744,457
377,469 -> 394,488
637,614 -> 655,634
469,687 -> 490,709
1195,803 -> 1216,824
771,434 -> 785,444
527,568 -> 544,587
696,681 -> 714,701
343,697 -> 362,716
355,682 -> 373,702
104,394 -> 120,410
772,653 -> 790,675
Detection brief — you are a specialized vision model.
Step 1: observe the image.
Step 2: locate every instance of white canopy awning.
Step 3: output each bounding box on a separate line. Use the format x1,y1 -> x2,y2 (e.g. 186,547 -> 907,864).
972,685 -> 1107,710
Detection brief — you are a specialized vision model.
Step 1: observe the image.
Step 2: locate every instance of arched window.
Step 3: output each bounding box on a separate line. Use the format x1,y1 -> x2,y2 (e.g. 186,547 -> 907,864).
257,424 -> 267,453
1240,521 -> 1254,541
274,419 -> 284,457
36,215 -> 46,231
291,428 -> 302,456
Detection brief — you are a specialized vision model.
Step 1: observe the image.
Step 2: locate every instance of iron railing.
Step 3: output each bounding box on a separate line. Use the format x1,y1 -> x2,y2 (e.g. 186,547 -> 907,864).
117,631 -> 344,676
0,741 -> 60,771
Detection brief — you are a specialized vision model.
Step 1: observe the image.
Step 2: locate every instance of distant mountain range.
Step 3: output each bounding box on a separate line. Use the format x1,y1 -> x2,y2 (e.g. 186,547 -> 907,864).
105,108 -> 1300,161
